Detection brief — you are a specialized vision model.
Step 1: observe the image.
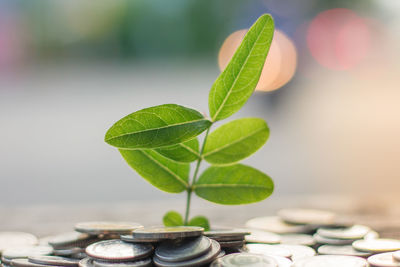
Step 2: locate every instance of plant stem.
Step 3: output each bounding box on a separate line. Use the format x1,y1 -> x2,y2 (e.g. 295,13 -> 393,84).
183,127 -> 211,225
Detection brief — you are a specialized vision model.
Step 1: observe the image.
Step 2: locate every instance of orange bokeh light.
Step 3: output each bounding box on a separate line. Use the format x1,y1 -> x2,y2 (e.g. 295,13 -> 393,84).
218,29 -> 297,92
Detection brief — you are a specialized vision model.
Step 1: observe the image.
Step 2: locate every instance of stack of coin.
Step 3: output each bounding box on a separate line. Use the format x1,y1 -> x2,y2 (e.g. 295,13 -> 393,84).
350,239 -> 400,267
45,221 -> 144,260
78,226 -> 224,267
0,231 -> 53,267
210,252 -> 285,267
242,208 -> 400,266
204,229 -> 249,252
82,239 -> 153,267
2,246 -> 54,267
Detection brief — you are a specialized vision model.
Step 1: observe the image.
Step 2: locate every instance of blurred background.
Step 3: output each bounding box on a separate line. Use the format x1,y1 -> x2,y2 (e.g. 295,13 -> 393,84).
1,0 -> 399,208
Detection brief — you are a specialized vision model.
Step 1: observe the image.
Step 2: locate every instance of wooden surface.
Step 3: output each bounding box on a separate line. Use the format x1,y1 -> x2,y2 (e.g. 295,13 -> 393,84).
1,194 -> 399,238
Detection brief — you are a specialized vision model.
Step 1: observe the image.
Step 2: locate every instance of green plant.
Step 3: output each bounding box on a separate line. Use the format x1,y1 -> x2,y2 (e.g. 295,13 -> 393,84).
105,14 -> 275,230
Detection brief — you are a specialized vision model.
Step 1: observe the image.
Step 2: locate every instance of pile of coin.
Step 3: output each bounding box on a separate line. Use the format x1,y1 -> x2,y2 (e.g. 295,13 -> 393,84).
243,208 -> 400,266
204,229 -> 248,253
1,208 -> 400,266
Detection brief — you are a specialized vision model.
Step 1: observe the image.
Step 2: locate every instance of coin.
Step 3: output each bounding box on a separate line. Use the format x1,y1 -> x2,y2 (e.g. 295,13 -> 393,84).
70,253 -> 88,260
217,250 -> 226,259
85,240 -> 152,262
267,255 -> 292,267
278,209 -> 337,226
318,245 -> 371,257
293,255 -> 368,267
245,230 -> 281,244
313,233 -> 355,245
133,226 -> 203,240
245,244 -> 292,258
207,236 -> 245,243
0,232 -> 38,253
10,258 -> 62,267
75,222 -> 143,235
53,248 -> 85,256
393,251 -> 400,261
2,246 -> 53,261
120,235 -> 159,243
277,244 -> 316,261
365,231 -> 380,240
317,225 -> 371,240
79,258 -> 95,267
48,232 -> 97,249
280,234 -> 315,246
218,240 -> 245,248
28,256 -> 80,267
210,253 -> 278,267
153,239 -> 221,267
245,216 -> 313,234
353,239 -> 400,253
204,229 -> 250,238
155,236 -> 211,262
92,258 -> 152,267
368,252 -> 400,267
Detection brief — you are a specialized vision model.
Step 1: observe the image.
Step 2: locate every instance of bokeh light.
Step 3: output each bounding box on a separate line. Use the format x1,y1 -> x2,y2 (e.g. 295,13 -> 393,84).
306,8 -> 371,70
218,29 -> 297,92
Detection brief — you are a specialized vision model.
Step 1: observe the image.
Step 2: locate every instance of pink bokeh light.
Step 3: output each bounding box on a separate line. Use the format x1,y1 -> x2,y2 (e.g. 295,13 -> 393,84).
307,8 -> 371,70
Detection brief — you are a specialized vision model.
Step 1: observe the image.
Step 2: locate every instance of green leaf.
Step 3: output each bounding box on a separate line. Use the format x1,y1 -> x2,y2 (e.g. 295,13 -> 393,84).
155,138 -> 200,163
105,104 -> 212,149
209,14 -> 274,122
194,164 -> 273,205
188,216 -> 210,231
119,149 -> 189,193
203,118 -> 269,165
163,211 -> 184,227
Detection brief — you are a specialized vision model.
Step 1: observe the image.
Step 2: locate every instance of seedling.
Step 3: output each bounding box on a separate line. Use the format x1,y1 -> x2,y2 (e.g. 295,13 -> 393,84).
105,14 -> 275,230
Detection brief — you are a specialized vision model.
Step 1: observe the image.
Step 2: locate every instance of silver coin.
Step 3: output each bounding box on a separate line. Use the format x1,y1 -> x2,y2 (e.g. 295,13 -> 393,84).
217,250 -> 226,259
0,232 -> 38,253
47,232 -> 97,249
209,236 -> 245,242
75,222 -> 143,235
317,225 -> 371,240
318,245 -> 371,257
133,226 -> 203,240
277,244 -> 316,261
205,229 -> 250,238
153,239 -> 221,267
85,240 -> 152,262
364,231 -> 380,240
28,256 -> 80,267
245,217 -> 313,234
313,233 -> 355,245
245,230 -> 281,244
10,258 -> 62,267
393,250 -> 400,261
92,258 -> 152,267
120,235 -> 159,243
278,209 -> 337,226
70,253 -> 88,260
267,255 -> 292,267
53,248 -> 85,256
219,240 -> 245,249
155,236 -> 211,262
293,255 -> 368,267
368,252 -> 400,267
210,253 -> 278,267
3,246 -> 53,261
280,234 -> 315,246
353,239 -> 400,253
245,244 -> 292,258
78,258 -> 95,267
